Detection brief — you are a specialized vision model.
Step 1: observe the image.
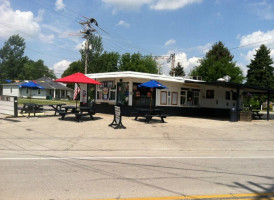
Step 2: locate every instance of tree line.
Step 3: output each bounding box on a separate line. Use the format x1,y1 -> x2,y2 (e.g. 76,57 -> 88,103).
1,34 -> 273,91
62,34 -> 158,77
0,34 -> 56,81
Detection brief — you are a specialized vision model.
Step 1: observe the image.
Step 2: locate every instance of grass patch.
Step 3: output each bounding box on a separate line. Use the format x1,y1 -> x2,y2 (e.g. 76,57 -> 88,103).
18,98 -> 77,106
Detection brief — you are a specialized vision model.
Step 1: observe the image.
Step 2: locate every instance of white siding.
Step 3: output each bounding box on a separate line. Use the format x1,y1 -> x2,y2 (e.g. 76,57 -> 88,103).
2,86 -> 19,97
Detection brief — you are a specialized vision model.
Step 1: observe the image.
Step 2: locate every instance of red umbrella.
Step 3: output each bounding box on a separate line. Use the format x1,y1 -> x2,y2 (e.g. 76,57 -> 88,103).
54,72 -> 101,84
54,72 -> 101,109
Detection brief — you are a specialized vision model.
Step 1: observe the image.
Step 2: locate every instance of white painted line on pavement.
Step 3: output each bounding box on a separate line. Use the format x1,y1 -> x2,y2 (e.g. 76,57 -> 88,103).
1,156 -> 274,160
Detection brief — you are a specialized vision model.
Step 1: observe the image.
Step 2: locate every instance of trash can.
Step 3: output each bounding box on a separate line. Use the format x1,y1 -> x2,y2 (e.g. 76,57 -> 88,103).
230,107 -> 237,122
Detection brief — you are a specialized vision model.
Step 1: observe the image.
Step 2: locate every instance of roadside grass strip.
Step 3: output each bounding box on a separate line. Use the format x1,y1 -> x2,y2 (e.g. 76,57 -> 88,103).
90,193 -> 274,200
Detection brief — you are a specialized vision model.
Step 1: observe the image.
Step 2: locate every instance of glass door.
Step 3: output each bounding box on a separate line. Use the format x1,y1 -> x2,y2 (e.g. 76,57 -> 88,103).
117,82 -> 129,105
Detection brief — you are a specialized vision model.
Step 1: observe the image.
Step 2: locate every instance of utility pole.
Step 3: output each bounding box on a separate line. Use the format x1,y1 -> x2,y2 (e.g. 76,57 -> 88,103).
79,17 -> 99,74
167,53 -> 175,76
84,39 -> 89,74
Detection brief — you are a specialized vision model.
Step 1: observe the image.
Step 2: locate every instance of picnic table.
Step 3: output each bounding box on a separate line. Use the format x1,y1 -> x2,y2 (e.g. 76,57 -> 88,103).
58,105 -> 78,120
58,105 -> 95,122
252,110 -> 263,119
20,103 -> 43,117
134,108 -> 167,123
75,106 -> 95,122
48,104 -> 66,115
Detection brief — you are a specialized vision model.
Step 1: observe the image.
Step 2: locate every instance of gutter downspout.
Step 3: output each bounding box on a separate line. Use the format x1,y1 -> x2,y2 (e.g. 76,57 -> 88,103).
267,90 -> 270,121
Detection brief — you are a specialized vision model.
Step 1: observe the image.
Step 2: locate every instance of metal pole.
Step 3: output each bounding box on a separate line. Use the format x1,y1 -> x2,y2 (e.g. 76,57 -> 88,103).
267,90 -> 270,121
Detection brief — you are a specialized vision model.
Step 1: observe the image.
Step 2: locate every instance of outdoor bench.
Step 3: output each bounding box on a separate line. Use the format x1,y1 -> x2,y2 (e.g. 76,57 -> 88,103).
57,110 -> 79,120
75,111 -> 95,122
144,114 -> 167,123
20,103 -> 43,117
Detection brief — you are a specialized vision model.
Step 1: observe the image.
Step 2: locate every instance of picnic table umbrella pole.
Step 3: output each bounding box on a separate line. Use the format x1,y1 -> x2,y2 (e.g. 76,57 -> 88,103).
138,80 -> 168,110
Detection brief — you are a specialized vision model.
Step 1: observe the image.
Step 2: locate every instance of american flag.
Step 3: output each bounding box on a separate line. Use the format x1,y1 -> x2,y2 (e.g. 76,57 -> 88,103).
73,83 -> 80,100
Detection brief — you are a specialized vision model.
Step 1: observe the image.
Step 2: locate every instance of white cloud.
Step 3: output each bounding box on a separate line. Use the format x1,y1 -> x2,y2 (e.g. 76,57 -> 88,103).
117,20 -> 130,28
0,0 -> 54,43
55,0 -> 65,10
75,41 -> 86,50
53,60 -> 72,78
102,0 -> 152,11
151,0 -> 203,10
35,9 -> 45,22
244,47 -> 274,62
250,0 -> 274,20
165,39 -> 176,46
188,43 -> 212,54
239,29 -> 274,48
101,0 -> 202,11
159,51 -> 200,75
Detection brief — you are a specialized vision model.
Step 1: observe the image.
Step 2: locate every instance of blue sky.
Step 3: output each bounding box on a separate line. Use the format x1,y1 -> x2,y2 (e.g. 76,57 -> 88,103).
0,0 -> 274,78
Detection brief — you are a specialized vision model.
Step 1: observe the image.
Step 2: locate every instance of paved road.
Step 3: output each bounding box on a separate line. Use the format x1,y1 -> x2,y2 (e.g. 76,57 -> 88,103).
0,114 -> 274,199
0,157 -> 274,200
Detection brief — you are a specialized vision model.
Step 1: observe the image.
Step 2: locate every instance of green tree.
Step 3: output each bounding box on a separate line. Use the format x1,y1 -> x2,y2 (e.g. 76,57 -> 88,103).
19,59 -> 56,80
96,51 -> 120,72
119,53 -> 158,73
246,44 -> 274,88
190,41 -> 244,83
170,62 -> 185,77
0,34 -> 27,81
80,34 -> 104,73
62,61 -> 84,77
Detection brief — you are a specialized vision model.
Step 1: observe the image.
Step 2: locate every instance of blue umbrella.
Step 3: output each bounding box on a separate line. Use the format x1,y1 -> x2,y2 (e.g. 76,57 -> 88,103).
19,81 -> 45,89
138,80 -> 168,89
19,81 -> 45,102
138,80 -> 168,109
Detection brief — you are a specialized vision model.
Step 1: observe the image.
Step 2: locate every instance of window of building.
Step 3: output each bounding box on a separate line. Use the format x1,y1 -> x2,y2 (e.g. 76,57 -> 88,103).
232,92 -> 237,100
171,92 -> 178,105
132,82 -> 154,106
206,90 -> 214,99
225,91 -> 230,100
38,89 -> 41,94
160,91 -> 167,105
96,80 -> 116,101
193,91 -> 200,105
180,90 -> 186,105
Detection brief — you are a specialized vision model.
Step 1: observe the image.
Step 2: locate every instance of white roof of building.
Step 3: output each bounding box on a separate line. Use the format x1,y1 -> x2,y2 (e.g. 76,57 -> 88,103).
86,71 -> 204,84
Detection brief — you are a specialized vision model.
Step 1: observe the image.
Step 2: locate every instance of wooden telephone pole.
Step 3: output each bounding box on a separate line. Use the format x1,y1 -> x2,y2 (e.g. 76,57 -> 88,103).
79,17 -> 99,74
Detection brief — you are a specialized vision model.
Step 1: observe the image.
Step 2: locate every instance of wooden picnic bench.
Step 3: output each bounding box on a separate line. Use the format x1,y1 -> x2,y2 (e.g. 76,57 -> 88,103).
20,103 -> 44,117
48,104 -> 66,115
75,106 -> 95,122
134,108 -> 167,123
57,105 -> 95,122
144,114 -> 167,123
57,105 -> 79,120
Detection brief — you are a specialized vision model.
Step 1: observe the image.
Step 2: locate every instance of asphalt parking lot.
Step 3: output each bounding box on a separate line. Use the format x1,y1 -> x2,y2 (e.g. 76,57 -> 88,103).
1,112 -> 274,199
1,112 -> 274,158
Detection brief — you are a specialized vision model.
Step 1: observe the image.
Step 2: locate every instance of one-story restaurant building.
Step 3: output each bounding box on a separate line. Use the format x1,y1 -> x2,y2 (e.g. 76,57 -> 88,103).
85,71 -> 273,120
